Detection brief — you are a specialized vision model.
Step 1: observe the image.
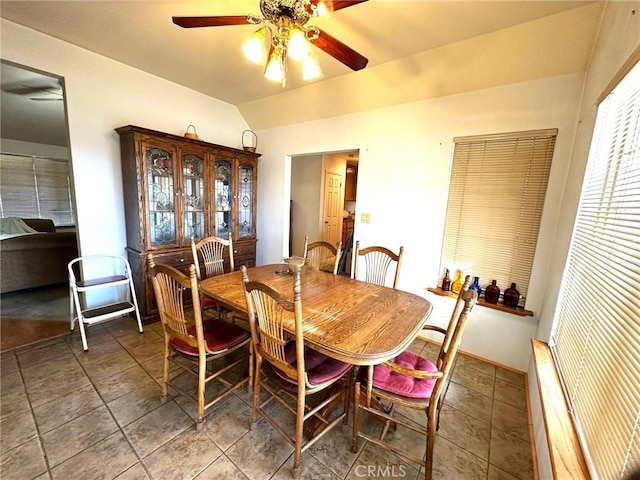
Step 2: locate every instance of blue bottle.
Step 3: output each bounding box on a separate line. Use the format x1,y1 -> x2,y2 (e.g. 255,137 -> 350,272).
470,276 -> 482,297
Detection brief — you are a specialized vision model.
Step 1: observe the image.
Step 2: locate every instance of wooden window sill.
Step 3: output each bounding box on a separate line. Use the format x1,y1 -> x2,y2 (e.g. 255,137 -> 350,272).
531,339 -> 590,479
427,287 -> 534,316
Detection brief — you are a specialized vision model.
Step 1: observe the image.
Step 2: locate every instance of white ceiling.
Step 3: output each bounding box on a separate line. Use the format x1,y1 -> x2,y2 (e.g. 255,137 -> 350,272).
0,0 -> 603,137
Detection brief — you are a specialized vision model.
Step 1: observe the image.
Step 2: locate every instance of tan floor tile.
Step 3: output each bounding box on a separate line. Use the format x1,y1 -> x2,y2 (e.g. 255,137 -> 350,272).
345,442 -> 420,480
489,427 -> 534,480
273,451 -> 342,479
195,454 -> 250,479
0,354 -> 19,376
42,405 -> 118,467
431,435 -> 489,480
108,382 -> 165,427
444,381 -> 493,422
93,364 -> 155,404
123,400 -> 192,458
83,350 -> 138,381
24,365 -> 91,408
492,400 -> 529,443
0,372 -> 30,420
0,410 -> 37,454
438,403 -> 491,460
114,462 -> 152,480
495,378 -> 527,411
143,428 -> 222,479
202,394 -> 252,450
16,340 -> 74,369
496,367 -> 526,388
50,431 -> 138,480
0,437 -> 47,480
451,362 -> 495,397
33,383 -> 103,433
226,417 -> 294,480
457,354 -> 497,378
306,421 -> 361,478
488,464 -> 521,480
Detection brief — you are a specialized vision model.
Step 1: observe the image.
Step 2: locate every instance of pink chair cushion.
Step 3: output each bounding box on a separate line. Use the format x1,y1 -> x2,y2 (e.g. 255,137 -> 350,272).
273,342 -> 351,387
170,319 -> 249,356
372,350 -> 438,398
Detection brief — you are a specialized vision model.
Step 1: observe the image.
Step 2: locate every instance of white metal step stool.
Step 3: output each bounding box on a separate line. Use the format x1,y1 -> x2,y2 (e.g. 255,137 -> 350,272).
69,254 -> 143,351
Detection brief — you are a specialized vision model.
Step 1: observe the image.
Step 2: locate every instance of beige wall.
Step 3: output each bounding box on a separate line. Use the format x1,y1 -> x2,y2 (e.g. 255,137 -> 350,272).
255,71 -> 585,371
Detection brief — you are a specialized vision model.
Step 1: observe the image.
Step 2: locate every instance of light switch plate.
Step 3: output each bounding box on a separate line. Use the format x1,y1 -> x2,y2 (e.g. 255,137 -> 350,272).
361,212 -> 370,223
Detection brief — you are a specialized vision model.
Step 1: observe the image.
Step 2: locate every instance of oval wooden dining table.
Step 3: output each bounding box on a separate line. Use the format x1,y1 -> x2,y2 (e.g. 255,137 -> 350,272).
198,264 -> 434,366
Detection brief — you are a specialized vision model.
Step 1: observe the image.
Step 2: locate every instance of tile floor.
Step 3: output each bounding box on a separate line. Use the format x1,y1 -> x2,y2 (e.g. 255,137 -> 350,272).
0,316 -> 534,480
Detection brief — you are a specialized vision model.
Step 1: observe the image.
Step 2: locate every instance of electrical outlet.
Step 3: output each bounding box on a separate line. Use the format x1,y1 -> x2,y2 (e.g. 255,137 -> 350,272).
361,212 -> 370,224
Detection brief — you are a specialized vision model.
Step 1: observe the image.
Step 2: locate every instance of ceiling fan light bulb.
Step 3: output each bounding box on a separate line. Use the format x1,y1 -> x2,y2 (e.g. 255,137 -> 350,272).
242,27 -> 268,64
316,1 -> 328,16
302,55 -> 322,81
288,28 -> 308,61
264,47 -> 285,85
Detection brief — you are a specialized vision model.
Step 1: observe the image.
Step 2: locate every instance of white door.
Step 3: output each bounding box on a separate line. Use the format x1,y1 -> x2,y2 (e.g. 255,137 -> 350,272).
322,171 -> 341,245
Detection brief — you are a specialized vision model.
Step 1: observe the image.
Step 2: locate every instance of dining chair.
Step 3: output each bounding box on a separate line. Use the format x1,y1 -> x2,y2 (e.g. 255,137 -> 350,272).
353,241 -> 404,288
191,233 -> 234,319
241,264 -> 354,477
148,254 -> 251,431
351,276 -> 477,480
303,235 -> 342,274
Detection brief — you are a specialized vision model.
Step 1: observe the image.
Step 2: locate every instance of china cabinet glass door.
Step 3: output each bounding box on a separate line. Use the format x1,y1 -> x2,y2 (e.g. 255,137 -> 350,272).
214,159 -> 232,238
146,147 -> 176,246
182,154 -> 205,243
237,162 -> 254,238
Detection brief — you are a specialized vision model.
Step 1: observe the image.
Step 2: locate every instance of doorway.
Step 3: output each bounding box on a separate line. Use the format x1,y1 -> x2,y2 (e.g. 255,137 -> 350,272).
0,60 -> 76,351
289,150 -> 359,270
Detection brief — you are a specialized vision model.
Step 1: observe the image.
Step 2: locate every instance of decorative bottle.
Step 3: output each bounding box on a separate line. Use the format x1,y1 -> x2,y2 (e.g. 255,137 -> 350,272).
503,282 -> 520,308
451,270 -> 463,294
441,269 -> 451,291
470,276 -> 482,297
484,280 -> 500,304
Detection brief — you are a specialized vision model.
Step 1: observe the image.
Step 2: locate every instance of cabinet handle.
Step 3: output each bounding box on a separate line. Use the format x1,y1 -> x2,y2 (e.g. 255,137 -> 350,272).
180,258 -> 184,262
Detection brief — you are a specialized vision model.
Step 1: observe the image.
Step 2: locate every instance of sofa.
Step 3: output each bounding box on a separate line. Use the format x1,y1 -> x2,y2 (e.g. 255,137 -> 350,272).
1,218 -> 78,293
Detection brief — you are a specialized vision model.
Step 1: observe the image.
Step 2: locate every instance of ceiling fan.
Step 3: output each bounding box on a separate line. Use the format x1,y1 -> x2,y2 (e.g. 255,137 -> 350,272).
2,84 -> 64,101
173,0 -> 369,87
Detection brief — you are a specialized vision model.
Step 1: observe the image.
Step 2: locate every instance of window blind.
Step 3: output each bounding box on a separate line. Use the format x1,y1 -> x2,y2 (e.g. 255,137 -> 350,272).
550,61 -> 640,479
441,129 -> 556,303
0,154 -> 74,226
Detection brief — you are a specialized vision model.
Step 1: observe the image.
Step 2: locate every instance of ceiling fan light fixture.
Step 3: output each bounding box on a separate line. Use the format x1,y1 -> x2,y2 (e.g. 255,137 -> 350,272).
242,26 -> 269,64
264,45 -> 287,87
287,27 -> 308,61
302,53 -> 322,81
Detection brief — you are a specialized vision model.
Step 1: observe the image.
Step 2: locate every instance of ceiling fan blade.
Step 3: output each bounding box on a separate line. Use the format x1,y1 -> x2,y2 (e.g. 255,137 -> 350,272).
172,16 -> 249,28
325,0 -> 369,12
312,29 -> 368,71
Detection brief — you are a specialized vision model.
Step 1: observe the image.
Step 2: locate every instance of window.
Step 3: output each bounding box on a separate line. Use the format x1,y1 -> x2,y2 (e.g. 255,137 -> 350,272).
441,129 -> 557,305
0,154 -> 74,226
550,61 -> 639,479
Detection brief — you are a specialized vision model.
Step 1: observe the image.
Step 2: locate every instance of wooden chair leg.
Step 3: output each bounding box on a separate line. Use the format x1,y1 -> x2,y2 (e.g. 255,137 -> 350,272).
196,354 -> 206,431
251,356 -> 263,427
161,338 -> 170,399
425,414 -> 437,480
293,384 -> 305,472
352,381 -> 361,453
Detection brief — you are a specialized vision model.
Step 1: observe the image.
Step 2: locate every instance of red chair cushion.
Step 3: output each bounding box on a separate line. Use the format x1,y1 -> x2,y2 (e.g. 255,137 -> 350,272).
200,295 -> 218,309
372,350 -> 438,398
273,342 -> 351,387
170,319 -> 249,356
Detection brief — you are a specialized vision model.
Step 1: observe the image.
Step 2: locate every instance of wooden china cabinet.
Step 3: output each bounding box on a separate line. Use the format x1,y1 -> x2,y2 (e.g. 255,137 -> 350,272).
116,125 -> 259,320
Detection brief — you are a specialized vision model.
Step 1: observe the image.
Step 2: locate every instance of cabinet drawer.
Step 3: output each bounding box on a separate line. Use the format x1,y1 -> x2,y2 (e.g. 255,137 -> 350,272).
151,249 -> 193,274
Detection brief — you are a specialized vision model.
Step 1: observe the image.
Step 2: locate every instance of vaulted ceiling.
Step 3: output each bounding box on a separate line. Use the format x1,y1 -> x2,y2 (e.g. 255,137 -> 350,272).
1,1 -> 604,131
